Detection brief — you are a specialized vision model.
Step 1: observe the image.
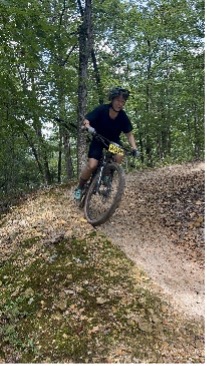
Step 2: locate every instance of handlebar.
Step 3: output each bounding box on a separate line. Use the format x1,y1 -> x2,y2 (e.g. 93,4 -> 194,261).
82,126 -> 138,157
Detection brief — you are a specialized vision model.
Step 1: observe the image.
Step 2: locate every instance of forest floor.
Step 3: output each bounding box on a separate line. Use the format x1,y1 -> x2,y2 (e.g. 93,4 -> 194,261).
0,161 -> 205,363
101,161 -> 205,320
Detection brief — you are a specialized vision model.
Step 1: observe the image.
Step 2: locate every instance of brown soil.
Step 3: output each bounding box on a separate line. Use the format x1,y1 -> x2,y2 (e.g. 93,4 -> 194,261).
0,161 -> 204,363
100,162 -> 205,320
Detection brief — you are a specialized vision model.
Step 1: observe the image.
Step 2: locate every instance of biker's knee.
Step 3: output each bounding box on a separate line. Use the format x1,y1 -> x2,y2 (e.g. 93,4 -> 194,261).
87,159 -> 98,171
115,154 -> 123,164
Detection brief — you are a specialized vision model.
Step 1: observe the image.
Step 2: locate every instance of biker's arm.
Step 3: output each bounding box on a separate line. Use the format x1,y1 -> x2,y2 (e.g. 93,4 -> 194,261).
125,131 -> 137,150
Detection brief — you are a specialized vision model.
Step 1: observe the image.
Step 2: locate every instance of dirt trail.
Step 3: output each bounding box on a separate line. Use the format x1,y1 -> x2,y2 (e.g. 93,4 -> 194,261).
100,162 -> 205,320
0,162 -> 204,322
0,163 -> 205,363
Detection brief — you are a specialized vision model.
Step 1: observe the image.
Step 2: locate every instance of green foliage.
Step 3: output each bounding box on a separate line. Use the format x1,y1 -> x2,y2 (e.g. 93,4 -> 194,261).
0,0 -> 204,199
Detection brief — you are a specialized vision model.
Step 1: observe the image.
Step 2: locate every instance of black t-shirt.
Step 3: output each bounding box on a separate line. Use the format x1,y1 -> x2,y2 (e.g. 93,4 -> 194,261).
85,104 -> 132,143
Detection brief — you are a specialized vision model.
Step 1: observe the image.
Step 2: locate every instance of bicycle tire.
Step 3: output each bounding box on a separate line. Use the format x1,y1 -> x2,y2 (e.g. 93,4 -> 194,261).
78,176 -> 94,209
84,162 -> 125,226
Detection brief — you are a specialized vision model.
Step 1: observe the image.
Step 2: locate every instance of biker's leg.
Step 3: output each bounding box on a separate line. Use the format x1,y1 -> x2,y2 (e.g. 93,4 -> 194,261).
74,140 -> 103,199
77,158 -> 99,189
114,154 -> 124,164
74,159 -> 98,200
104,152 -> 124,178
102,154 -> 124,186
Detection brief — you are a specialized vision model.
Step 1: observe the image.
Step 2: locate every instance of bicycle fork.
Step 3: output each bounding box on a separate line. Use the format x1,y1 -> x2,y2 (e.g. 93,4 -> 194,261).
96,165 -> 105,189
94,157 -> 107,192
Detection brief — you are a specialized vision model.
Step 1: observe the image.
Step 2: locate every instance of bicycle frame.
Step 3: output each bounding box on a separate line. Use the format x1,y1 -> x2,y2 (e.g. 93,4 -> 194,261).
79,149 -> 113,208
79,131 -> 133,211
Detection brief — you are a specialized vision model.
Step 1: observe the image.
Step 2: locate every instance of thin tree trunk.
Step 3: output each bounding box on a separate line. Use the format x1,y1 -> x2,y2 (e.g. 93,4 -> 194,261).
22,131 -> 45,181
193,102 -> 200,159
63,133 -> 74,179
31,73 -> 52,184
91,49 -> 103,104
146,39 -> 153,166
58,132 -> 62,183
77,0 -> 93,175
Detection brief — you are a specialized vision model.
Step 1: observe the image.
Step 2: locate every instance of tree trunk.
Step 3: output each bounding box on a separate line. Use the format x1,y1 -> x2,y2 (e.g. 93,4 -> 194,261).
63,133 -> 74,179
91,49 -> 104,104
22,131 -> 45,181
146,39 -> 153,166
193,102 -> 200,159
57,132 -> 62,183
77,0 -> 93,176
30,73 -> 52,184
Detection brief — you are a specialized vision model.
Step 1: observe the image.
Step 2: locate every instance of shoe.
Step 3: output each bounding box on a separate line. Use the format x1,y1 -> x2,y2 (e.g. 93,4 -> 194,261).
74,188 -> 82,200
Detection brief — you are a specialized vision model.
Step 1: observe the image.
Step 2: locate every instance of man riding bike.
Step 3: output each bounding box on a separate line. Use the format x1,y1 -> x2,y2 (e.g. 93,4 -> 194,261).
74,86 -> 139,200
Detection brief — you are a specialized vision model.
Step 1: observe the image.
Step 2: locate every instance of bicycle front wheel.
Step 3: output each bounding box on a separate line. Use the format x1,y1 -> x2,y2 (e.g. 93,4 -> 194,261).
84,162 -> 125,226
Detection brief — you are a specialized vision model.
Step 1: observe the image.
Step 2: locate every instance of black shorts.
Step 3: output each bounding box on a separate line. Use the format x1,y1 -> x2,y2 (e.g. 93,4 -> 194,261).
88,138 -> 121,160
88,139 -> 107,160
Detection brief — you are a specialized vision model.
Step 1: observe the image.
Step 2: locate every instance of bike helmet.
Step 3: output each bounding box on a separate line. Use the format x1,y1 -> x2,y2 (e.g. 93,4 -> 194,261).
108,86 -> 130,101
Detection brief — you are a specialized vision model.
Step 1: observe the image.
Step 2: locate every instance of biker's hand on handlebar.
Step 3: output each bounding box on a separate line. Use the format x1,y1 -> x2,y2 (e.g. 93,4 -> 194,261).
81,125 -> 96,135
87,126 -> 96,135
132,149 -> 140,158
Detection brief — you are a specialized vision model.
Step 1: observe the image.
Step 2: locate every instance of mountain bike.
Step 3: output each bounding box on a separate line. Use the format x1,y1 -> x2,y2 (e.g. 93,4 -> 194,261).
79,132 -> 135,226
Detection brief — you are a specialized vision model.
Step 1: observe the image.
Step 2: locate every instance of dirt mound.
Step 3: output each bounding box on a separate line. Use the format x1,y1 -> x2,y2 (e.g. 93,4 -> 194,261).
0,162 -> 204,363
100,162 -> 205,319
0,162 -> 204,320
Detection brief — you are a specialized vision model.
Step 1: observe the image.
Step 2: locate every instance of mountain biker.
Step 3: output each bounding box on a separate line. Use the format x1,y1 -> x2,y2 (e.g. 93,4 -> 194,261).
74,86 -> 139,200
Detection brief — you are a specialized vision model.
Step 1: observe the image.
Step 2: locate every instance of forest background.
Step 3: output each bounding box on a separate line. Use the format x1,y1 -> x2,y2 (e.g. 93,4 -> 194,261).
0,0 -> 204,206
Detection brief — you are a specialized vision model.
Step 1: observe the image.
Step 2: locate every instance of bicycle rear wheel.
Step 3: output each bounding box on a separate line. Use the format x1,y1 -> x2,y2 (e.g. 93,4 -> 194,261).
84,162 -> 125,226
